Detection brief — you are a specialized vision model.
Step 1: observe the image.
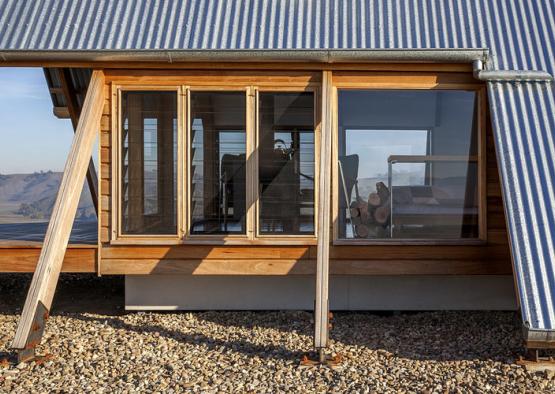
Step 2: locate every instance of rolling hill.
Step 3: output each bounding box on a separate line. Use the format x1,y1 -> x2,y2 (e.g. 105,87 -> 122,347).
0,171 -> 95,223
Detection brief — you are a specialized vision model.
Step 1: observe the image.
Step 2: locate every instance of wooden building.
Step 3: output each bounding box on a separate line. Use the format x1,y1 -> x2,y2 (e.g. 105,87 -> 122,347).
0,0 -> 554,362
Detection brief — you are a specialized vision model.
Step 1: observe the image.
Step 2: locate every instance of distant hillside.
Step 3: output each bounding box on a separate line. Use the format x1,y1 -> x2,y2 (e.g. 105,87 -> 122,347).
0,171 -> 95,223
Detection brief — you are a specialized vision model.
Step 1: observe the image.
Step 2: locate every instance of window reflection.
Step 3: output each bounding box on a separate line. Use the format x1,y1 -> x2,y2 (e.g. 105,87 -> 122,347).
258,92 -> 315,235
338,90 -> 479,239
121,91 -> 177,235
190,92 -> 247,234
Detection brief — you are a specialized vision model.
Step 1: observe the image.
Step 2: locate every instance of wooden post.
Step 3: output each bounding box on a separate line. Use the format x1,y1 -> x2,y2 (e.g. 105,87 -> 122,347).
57,68 -> 99,215
12,70 -> 105,361
314,70 -> 333,361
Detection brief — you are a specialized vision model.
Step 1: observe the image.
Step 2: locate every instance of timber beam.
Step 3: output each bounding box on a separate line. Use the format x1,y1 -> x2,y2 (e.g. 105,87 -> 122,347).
11,70 -> 105,360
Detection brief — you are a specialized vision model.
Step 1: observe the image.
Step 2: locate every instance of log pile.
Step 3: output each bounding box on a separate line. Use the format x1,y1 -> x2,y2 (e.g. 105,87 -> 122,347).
349,182 -> 391,238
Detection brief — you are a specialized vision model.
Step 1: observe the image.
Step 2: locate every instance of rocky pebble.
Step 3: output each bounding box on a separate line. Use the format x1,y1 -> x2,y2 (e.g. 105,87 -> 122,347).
0,274 -> 554,393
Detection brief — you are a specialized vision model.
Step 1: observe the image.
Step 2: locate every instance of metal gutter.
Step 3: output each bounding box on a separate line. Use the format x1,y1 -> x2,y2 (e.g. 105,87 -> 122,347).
524,327 -> 555,349
0,49 -> 488,64
473,60 -> 553,82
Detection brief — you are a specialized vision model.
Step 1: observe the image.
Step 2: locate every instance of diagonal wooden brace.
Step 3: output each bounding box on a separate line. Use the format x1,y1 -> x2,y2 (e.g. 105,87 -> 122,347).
11,70 -> 105,358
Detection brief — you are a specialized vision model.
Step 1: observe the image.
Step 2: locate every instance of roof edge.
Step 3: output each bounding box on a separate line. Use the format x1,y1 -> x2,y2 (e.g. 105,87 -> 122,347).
473,60 -> 553,82
523,326 -> 555,349
0,48 -> 489,64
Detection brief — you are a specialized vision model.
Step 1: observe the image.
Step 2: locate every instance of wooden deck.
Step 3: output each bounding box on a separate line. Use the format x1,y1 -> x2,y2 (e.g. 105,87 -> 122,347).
0,242 -> 97,273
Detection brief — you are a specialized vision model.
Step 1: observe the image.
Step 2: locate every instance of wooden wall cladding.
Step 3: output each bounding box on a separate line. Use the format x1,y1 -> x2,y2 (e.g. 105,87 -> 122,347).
0,244 -> 96,273
99,68 -> 511,276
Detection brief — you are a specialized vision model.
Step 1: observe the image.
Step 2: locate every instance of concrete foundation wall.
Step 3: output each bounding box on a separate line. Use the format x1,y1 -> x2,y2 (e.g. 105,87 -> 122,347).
125,275 -> 518,311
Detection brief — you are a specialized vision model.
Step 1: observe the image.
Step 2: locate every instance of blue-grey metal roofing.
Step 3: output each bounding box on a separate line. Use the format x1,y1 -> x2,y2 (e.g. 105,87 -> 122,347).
1,0 -> 554,333
0,0 -> 552,72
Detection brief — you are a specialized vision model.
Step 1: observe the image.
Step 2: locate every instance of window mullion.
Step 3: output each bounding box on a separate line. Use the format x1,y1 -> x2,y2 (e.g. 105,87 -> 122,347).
247,86 -> 257,240
179,86 -> 188,239
183,86 -> 190,239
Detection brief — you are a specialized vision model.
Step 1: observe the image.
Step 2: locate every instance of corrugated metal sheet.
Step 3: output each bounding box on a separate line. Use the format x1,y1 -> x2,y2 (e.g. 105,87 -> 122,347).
0,0 -> 554,333
0,0 -> 553,73
488,82 -> 555,331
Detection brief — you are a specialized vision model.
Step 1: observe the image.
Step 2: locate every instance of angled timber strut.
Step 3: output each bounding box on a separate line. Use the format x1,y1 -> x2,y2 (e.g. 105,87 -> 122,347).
56,68 -> 99,215
11,70 -> 105,362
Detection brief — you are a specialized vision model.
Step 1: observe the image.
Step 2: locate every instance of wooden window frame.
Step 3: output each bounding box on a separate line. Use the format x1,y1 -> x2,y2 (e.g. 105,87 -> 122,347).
109,71 -> 484,246
183,85 -> 253,243
111,85 -> 184,244
110,80 -> 320,246
254,86 -> 320,242
331,76 -> 487,246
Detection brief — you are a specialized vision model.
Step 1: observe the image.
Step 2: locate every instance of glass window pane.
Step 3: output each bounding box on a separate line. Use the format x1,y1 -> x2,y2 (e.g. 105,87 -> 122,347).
121,91 -> 177,235
190,92 -> 247,234
338,90 -> 479,240
258,92 -> 315,235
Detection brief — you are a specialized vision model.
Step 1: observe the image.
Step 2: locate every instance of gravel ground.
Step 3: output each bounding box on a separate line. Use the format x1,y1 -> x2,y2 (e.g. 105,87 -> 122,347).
1,274 -> 554,393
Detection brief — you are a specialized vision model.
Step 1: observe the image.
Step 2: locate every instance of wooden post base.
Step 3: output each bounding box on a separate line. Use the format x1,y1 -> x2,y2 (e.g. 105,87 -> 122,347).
300,351 -> 343,369
517,348 -> 555,373
15,301 -> 49,363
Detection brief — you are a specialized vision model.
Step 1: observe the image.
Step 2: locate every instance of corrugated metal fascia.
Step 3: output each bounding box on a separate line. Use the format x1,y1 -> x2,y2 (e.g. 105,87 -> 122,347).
488,81 -> 555,330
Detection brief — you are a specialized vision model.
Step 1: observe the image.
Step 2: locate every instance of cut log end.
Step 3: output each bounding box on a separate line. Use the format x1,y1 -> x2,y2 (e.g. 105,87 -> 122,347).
368,192 -> 381,207
374,202 -> 391,225
354,224 -> 369,238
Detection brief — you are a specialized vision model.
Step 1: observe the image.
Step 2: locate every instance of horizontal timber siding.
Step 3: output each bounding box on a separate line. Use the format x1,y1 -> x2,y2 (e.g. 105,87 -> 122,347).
0,245 -> 96,273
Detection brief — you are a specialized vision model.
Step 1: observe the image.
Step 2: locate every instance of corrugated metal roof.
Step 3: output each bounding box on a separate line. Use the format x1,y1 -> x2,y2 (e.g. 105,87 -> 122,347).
0,0 -> 553,73
0,0 -> 554,335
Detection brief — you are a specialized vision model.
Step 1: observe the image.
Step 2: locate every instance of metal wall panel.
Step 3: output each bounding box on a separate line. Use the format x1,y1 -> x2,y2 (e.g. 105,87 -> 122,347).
0,0 -> 554,334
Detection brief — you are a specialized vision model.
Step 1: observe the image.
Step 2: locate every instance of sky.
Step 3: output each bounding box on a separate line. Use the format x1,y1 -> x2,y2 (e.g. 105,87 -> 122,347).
0,68 -> 78,174
346,129 -> 429,182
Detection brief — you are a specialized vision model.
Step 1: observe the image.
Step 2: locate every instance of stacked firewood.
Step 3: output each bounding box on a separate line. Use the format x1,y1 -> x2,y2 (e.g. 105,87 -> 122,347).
349,182 -> 391,238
